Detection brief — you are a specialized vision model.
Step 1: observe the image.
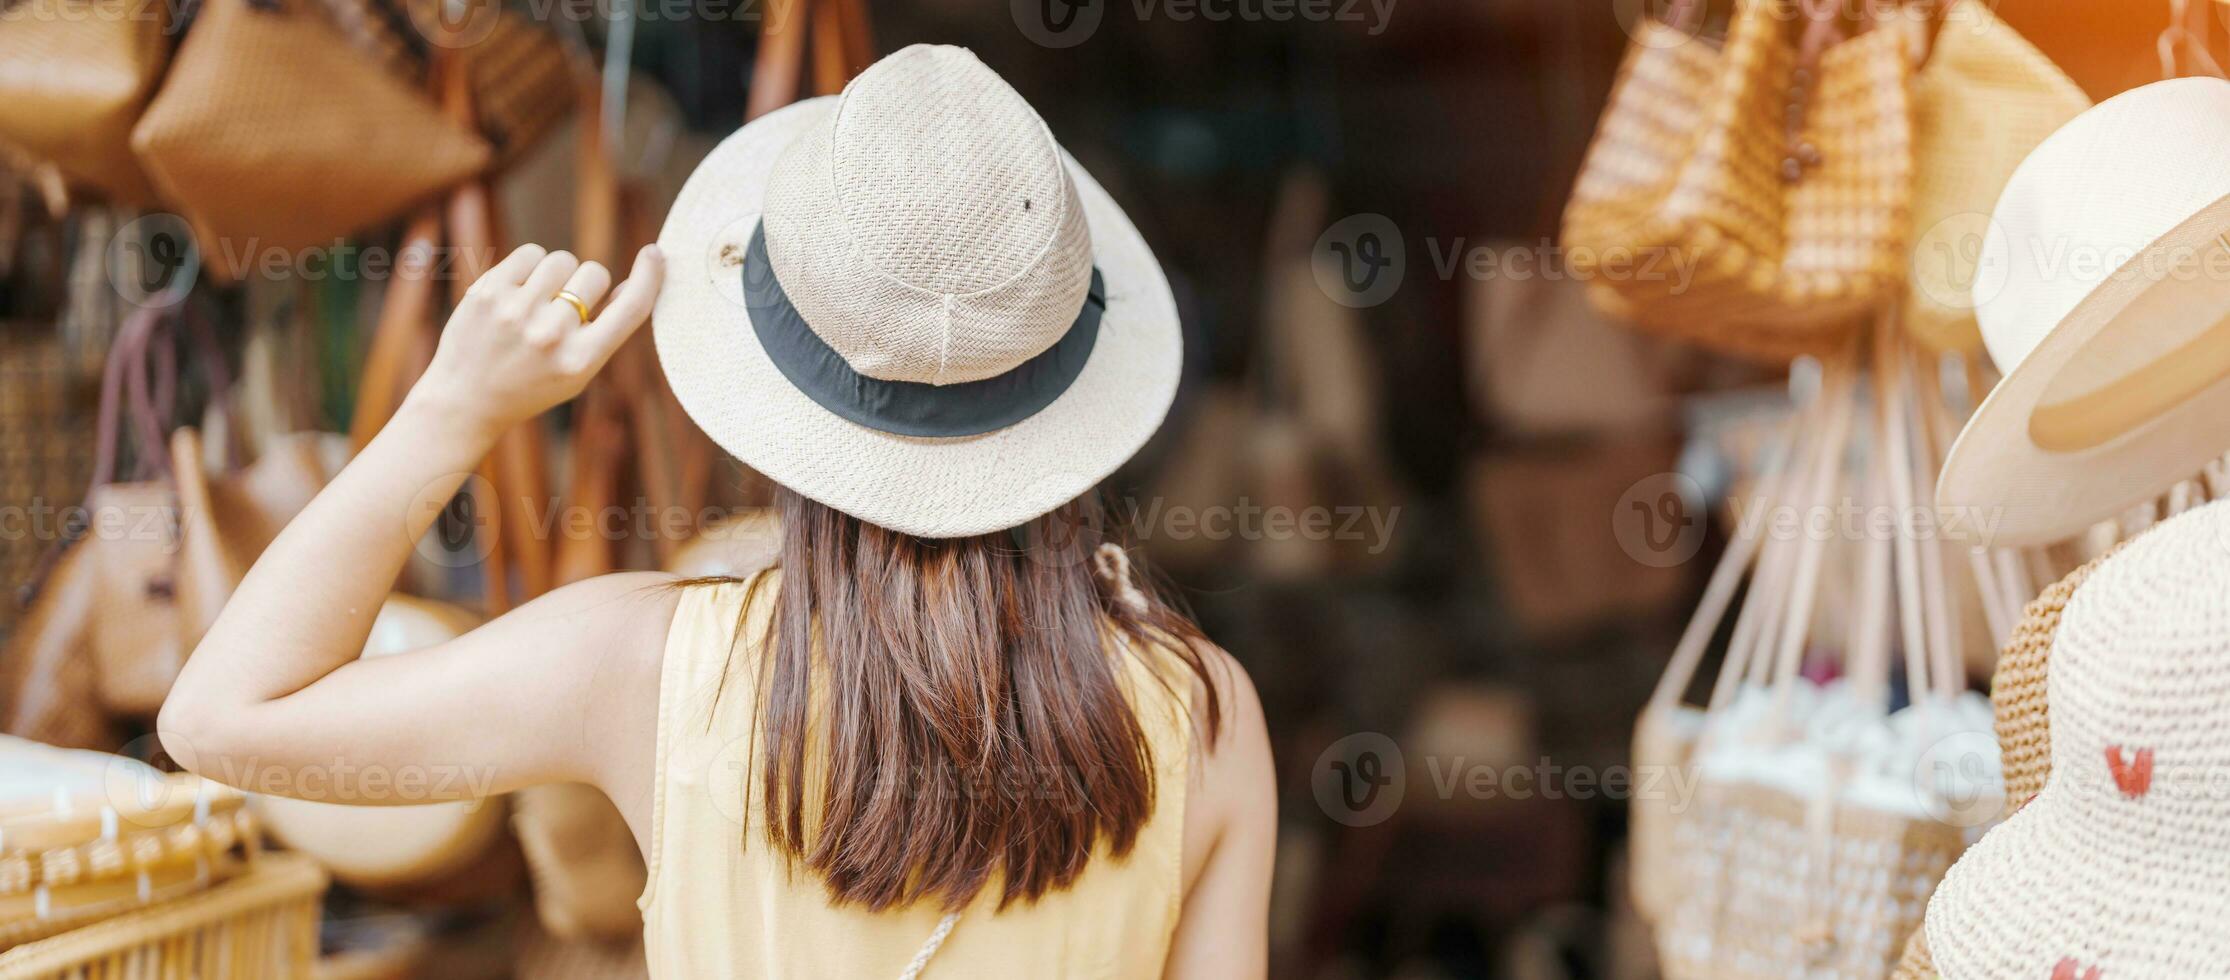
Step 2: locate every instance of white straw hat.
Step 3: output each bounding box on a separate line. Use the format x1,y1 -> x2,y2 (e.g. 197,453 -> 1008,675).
1937,77 -> 2230,546
652,44 -> 1180,538
1924,497 -> 2230,977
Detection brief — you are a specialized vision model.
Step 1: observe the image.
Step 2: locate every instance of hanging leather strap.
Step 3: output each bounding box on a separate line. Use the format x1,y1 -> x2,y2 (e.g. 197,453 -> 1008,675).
439,42 -> 552,611
745,0 -> 875,121
349,209 -> 443,451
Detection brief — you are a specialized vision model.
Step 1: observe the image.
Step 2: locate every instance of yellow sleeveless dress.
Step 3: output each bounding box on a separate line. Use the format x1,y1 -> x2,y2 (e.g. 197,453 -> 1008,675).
638,574 -> 1195,979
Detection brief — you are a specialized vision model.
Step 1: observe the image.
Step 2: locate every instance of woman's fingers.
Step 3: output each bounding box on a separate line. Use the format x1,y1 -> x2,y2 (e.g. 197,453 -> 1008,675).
571,246 -> 664,369
526,260 -> 613,347
516,250 -> 581,316
483,243 -> 547,290
562,260 -> 615,309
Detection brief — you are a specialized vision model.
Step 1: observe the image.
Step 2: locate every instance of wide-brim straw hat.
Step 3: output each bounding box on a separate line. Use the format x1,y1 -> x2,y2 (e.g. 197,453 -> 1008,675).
1925,498 -> 2230,976
654,44 -> 1180,538
1938,77 -> 2230,545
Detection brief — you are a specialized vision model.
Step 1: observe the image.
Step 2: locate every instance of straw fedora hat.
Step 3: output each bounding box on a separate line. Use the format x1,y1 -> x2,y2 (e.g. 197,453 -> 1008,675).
1938,77 -> 2230,546
1924,497 -> 2230,977
653,44 -> 1180,538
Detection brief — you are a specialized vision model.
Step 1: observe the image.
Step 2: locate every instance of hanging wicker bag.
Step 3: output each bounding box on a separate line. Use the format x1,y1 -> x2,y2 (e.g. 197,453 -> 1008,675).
1563,0 -> 1916,363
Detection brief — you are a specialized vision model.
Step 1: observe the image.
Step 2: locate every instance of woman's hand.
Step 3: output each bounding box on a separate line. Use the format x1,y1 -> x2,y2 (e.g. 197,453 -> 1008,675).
407,243 -> 665,440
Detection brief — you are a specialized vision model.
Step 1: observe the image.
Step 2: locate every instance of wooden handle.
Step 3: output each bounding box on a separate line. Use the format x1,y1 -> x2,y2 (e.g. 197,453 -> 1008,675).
746,0 -> 813,121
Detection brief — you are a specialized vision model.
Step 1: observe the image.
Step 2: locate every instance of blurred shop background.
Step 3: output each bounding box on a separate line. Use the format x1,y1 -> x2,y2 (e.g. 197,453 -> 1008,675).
0,0 -> 2198,976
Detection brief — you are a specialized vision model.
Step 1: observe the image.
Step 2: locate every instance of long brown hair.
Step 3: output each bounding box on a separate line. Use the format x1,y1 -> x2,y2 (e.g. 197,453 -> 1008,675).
701,486 -> 1222,912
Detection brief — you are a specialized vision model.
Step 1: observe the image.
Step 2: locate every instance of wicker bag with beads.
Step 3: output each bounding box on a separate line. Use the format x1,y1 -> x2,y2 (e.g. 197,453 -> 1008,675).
1562,0 -> 1916,363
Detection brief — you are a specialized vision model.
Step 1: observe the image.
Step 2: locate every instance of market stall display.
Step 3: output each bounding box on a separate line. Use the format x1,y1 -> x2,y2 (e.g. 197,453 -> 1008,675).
3,0 -> 2230,975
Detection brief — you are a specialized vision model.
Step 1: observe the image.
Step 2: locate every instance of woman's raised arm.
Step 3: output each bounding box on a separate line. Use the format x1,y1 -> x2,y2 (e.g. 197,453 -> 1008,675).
158,245 -> 673,813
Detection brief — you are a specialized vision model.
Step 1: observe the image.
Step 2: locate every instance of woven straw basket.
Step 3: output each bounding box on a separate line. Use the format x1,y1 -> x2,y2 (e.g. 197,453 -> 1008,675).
1661,778 -> 1966,979
1902,0 -> 2088,355
0,854 -> 325,979
1563,0 -> 1915,363
2,755 -> 261,950
1887,553 -> 2113,979
0,0 -> 171,204
1628,703 -> 1703,923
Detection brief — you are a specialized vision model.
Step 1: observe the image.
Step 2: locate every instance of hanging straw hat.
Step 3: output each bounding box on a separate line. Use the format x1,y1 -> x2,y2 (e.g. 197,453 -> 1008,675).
1924,497 -> 2230,976
652,44 -> 1180,538
1938,77 -> 2230,545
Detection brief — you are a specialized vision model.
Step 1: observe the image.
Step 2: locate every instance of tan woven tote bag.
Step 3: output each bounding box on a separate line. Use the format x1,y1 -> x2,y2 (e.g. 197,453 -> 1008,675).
129,0 -> 491,280
0,0 -> 172,204
1630,410 -> 1801,923
1563,0 -> 1916,363
1656,339 -> 1988,978
1902,0 -> 2088,355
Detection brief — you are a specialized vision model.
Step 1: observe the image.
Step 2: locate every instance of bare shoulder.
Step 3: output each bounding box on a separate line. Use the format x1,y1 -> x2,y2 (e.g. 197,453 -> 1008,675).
555,570 -> 687,664
1189,642 -> 1268,763
1179,640 -> 1275,890
512,571 -> 685,841
1167,640 -> 1276,978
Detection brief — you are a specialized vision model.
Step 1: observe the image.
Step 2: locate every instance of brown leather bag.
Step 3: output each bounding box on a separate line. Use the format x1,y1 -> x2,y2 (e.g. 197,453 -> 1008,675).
129,0 -> 491,279
0,0 -> 173,204
306,0 -> 576,167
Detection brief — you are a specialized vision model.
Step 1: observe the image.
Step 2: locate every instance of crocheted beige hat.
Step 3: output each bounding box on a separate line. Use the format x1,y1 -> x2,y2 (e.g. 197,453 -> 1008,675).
1938,77 -> 2230,545
1924,497 -> 2230,977
653,44 -> 1180,537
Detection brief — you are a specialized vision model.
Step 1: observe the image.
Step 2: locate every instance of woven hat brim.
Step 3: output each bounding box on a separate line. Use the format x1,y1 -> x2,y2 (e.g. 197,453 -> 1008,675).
652,98 -> 1181,538
1937,193 -> 2230,547
1923,781 -> 2230,976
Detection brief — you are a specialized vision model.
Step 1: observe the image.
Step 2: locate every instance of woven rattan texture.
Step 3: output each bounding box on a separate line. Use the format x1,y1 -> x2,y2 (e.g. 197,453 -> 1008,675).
1902,2 -> 2087,354
1563,1 -> 1915,363
1657,779 -> 1964,979
1627,704 -> 1696,924
759,46 -> 1094,386
128,0 -> 490,280
308,0 -> 575,167
1992,552 -> 2110,812
0,0 -> 170,203
0,330 -> 95,641
1888,553 -> 2114,977
0,854 -> 324,975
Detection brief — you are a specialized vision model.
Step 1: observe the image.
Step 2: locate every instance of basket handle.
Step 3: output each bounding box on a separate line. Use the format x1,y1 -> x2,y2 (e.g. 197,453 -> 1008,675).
1762,353 -> 1860,732
1645,412 -> 1799,713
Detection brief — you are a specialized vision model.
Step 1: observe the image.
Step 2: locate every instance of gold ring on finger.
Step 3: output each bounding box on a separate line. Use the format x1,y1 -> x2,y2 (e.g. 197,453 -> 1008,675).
554,290 -> 591,325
